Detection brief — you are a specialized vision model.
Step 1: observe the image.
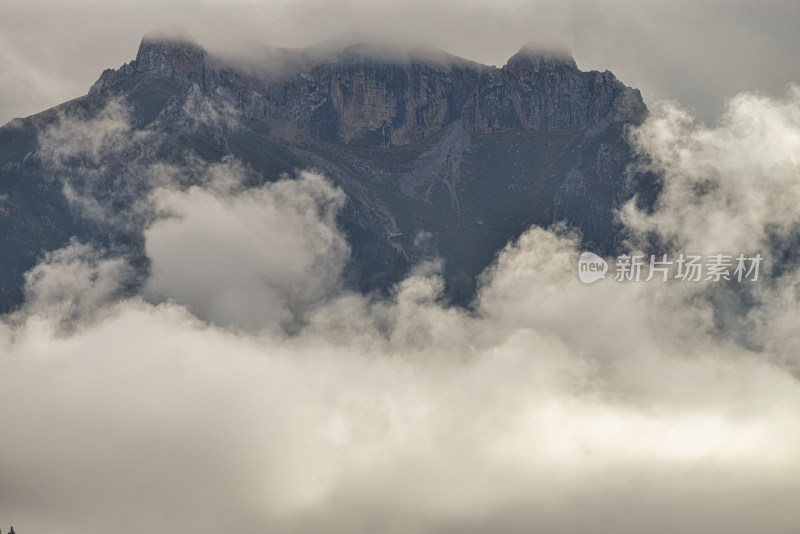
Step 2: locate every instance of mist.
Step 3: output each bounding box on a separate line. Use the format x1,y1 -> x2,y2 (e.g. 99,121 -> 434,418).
1,81 -> 800,533
3,0 -> 800,125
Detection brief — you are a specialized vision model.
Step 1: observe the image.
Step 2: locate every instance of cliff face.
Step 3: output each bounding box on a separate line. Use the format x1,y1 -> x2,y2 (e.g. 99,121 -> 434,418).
0,34 -> 653,309
90,37 -> 645,147
90,38 -> 207,93
254,53 -> 484,146
469,47 -> 646,132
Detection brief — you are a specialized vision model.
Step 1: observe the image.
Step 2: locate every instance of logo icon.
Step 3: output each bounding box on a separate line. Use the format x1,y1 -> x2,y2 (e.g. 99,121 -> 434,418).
578,252 -> 608,284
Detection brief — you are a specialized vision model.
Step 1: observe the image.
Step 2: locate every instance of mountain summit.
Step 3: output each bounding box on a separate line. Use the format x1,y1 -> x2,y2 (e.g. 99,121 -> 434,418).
90,34 -> 645,146
0,33 -> 652,308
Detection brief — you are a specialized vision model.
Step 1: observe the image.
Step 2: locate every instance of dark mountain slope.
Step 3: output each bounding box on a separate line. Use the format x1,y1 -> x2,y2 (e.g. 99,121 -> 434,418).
0,34 -> 650,310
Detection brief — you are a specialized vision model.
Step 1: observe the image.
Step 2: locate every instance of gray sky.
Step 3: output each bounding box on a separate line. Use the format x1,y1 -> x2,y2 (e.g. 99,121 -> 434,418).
3,3 -> 800,533
1,0 -> 800,125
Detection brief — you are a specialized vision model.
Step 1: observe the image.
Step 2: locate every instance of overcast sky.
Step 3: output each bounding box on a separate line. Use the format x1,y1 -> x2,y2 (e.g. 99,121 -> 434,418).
4,3 -> 800,532
1,0 -> 800,125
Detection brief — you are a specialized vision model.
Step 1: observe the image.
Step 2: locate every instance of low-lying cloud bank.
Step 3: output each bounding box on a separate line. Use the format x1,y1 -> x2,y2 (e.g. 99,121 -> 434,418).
2,88 -> 800,534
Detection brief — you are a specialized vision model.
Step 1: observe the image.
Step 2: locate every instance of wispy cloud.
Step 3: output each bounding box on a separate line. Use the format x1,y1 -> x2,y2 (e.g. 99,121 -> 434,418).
1,86 -> 800,533
3,0 -> 800,124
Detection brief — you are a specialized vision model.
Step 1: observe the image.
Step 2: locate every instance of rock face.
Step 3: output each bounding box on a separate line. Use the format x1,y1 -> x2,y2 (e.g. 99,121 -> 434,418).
90,38 -> 207,94
0,33 -> 652,309
469,46 -> 646,132
90,36 -> 645,147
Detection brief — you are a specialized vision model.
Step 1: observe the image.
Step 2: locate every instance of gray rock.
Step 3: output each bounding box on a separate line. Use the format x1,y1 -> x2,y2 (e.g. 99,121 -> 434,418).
90,36 -> 647,146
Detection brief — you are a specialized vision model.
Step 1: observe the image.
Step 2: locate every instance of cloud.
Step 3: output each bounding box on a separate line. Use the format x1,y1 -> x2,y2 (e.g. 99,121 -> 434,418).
1,226 -> 800,533
36,98 -> 135,169
3,87 -> 800,533
33,98 -> 154,232
3,0 -> 800,125
621,84 -> 800,366
144,166 -> 349,331
622,84 -> 800,256
20,239 -> 134,328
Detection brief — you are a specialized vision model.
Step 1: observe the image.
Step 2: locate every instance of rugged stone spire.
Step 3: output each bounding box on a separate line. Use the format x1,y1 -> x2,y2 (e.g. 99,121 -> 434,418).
89,34 -> 206,96
505,43 -> 579,72
133,34 -> 206,80
466,44 -> 646,133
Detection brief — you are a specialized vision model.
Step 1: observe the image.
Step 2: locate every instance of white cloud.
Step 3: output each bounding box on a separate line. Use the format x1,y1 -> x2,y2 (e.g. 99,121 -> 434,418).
3,87 -> 800,533
20,239 -> 134,328
144,166 -> 349,331
623,84 -> 800,256
2,224 -> 800,534
36,98 -> 135,169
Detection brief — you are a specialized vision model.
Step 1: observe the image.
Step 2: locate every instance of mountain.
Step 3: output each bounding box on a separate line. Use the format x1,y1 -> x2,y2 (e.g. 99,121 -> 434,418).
0,33 -> 651,310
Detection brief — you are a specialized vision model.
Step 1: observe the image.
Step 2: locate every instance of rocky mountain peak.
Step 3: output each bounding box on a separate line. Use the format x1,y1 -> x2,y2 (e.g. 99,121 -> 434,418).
88,33 -> 207,95
134,34 -> 206,78
464,42 -> 646,134
88,32 -> 646,145
505,43 -> 578,72
0,31 -> 654,311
